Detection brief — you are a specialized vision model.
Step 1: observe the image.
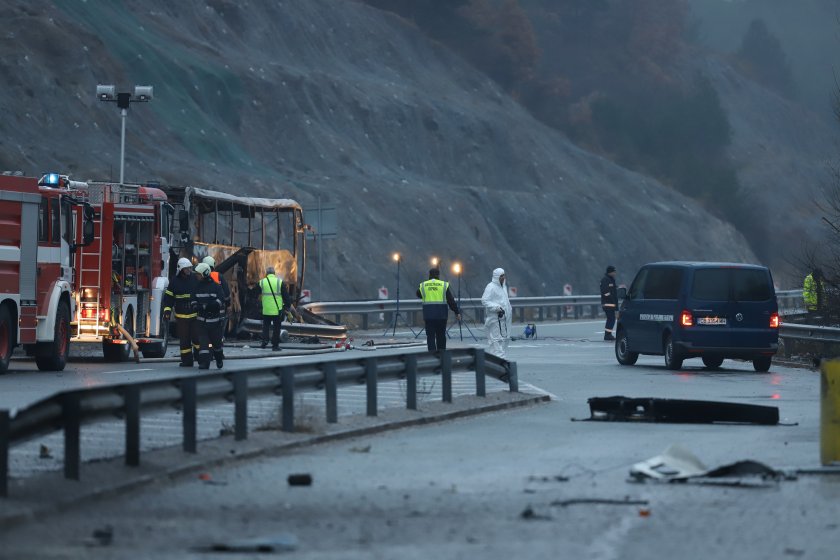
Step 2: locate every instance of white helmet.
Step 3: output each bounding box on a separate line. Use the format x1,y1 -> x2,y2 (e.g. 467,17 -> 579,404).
202,256 -> 216,269
176,258 -> 193,274
195,262 -> 211,278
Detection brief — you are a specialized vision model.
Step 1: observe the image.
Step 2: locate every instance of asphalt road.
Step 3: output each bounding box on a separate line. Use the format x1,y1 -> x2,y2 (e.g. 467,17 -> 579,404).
2,320 -> 839,559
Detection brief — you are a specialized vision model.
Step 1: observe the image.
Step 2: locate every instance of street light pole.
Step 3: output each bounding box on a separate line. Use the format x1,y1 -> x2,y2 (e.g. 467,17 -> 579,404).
96,85 -> 154,185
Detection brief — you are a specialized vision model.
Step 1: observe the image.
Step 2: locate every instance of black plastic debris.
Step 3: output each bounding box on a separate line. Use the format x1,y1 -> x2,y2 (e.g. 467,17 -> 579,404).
85,525 -> 113,547
208,534 -> 298,553
550,498 -> 649,507
287,473 -> 313,486
588,396 -> 779,425
520,505 -> 552,521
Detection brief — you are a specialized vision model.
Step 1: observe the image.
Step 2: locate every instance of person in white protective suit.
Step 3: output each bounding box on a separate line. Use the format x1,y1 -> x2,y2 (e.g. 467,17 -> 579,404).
481,268 -> 513,359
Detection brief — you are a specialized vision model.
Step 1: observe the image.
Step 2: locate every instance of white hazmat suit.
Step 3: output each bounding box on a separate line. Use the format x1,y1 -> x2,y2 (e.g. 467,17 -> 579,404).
481,268 -> 513,359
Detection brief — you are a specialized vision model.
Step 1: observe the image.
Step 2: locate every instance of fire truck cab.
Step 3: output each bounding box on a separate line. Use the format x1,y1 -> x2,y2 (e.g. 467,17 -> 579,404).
69,179 -> 173,360
0,174 -> 94,372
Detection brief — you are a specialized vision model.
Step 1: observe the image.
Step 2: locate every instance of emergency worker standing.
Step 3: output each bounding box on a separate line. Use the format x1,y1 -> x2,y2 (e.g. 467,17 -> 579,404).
601,265 -> 618,341
481,268 -> 513,359
803,268 -> 824,314
163,258 -> 199,367
417,268 -> 461,352
193,262 -> 225,369
259,266 -> 290,351
202,256 -> 231,329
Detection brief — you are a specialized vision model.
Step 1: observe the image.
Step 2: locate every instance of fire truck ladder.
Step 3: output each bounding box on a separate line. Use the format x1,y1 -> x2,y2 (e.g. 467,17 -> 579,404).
77,196 -> 105,340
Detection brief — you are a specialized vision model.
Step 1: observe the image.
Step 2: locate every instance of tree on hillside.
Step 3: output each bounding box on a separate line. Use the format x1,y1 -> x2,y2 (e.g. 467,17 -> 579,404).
734,19 -> 796,99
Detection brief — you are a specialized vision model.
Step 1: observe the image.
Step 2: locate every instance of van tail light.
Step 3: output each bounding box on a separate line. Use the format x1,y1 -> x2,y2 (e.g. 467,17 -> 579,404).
680,310 -> 694,327
769,312 -> 779,328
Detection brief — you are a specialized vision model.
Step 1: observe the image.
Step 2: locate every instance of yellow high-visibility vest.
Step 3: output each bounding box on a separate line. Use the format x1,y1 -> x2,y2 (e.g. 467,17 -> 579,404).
259,274 -> 282,316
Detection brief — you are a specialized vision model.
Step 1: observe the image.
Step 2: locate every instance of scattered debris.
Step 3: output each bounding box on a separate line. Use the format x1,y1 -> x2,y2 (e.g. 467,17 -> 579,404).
349,445 -> 371,453
520,505 -> 552,521
39,444 -> 52,459
85,525 -> 113,547
526,475 -> 569,483
287,473 -> 313,486
550,498 -> 649,507
587,396 -> 779,425
208,533 -> 298,553
638,508 -> 651,517
629,445 -> 794,487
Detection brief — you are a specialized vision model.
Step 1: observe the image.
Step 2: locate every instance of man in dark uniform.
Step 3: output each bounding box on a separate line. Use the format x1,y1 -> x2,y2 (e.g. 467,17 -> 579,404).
601,265 -> 618,341
193,262 -> 226,369
417,268 -> 461,352
163,258 -> 199,367
202,256 -> 231,333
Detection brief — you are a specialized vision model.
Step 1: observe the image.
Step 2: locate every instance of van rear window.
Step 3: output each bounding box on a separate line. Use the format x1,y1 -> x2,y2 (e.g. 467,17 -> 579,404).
733,269 -> 773,301
691,268 -> 773,301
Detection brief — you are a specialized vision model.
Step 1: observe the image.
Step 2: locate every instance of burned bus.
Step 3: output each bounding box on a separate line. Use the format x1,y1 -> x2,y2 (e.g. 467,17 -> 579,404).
160,186 -> 307,336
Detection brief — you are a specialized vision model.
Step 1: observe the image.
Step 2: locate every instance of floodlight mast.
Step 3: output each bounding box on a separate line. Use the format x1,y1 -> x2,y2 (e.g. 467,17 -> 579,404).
96,84 -> 153,185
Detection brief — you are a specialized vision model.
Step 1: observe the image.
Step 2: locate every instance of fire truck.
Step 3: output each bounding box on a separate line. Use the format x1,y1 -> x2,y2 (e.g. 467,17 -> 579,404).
0,174 -> 94,373
66,177 -> 174,361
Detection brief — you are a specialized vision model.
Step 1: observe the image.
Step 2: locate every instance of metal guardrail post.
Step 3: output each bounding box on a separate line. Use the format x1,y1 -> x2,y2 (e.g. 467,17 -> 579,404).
281,368 -> 295,432
366,358 -> 378,416
406,354 -> 417,410
574,305 -> 580,319
62,395 -> 81,480
442,350 -> 452,403
233,371 -> 247,441
0,410 -> 8,498
325,362 -> 338,423
362,314 -> 369,330
125,386 -> 141,467
507,362 -> 519,393
182,378 -> 197,453
474,349 -> 486,397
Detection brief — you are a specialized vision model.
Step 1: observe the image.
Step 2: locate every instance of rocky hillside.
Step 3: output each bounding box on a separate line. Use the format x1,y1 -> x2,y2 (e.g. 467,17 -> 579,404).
0,0 -> 756,299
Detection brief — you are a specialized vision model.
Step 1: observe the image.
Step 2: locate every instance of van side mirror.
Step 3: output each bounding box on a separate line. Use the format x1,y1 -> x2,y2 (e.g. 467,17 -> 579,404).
618,287 -> 628,300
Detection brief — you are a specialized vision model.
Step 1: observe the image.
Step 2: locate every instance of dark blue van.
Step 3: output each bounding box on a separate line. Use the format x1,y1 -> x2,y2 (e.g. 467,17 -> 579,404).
615,262 -> 779,372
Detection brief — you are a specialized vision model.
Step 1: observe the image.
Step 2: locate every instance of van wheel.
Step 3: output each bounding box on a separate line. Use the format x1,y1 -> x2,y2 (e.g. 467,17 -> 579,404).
753,356 -> 772,372
36,301 -> 70,371
702,356 -> 724,369
664,335 -> 683,370
615,329 -> 638,365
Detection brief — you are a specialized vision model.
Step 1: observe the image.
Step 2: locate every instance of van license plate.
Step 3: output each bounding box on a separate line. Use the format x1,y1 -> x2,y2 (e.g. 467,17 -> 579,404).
698,317 -> 727,325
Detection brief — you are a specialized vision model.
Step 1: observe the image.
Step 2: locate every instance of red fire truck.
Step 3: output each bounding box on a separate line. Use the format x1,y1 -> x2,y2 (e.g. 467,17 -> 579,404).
0,174 -> 94,373
67,178 -> 174,361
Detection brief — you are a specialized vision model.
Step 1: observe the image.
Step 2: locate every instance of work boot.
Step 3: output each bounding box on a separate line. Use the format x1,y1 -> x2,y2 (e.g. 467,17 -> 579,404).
260,342 -> 268,349
216,356 -> 224,369
271,346 -> 280,352
604,333 -> 615,341
179,361 -> 193,368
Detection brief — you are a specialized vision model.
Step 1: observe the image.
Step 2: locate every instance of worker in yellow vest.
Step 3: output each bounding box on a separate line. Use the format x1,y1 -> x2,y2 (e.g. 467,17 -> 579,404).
259,266 -> 290,351
803,268 -> 824,314
417,268 -> 461,352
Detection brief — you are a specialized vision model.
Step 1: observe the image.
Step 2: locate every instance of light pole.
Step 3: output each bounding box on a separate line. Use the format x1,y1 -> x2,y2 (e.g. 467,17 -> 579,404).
453,262 -> 463,341
383,253 -> 416,337
96,84 -> 153,185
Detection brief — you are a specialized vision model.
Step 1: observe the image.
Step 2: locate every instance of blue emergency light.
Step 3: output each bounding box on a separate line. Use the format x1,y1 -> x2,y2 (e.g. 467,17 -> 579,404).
43,173 -> 60,186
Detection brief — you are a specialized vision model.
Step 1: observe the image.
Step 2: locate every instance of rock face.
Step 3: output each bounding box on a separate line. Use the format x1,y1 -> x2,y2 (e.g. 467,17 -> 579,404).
698,57 -> 839,286
0,0 -> 756,299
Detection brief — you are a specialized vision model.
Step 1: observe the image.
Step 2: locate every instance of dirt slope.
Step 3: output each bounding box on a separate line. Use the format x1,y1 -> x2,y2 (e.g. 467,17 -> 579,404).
0,0 -> 756,299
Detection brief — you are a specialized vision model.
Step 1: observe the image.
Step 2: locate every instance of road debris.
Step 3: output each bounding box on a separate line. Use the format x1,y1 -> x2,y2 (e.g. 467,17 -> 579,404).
207,533 -> 298,553
520,505 -> 552,521
629,445 -> 794,487
85,525 -> 113,547
550,498 -> 649,507
587,396 -> 779,425
39,444 -> 52,459
287,473 -> 313,486
526,475 -> 569,483
349,445 -> 372,453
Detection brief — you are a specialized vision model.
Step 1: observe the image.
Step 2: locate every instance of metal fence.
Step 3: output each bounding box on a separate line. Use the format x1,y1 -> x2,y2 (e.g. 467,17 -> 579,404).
0,347 -> 514,497
304,290 -> 806,330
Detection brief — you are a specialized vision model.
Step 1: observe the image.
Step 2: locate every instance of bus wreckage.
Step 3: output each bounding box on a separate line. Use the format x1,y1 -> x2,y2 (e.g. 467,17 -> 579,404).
161,185 -> 345,341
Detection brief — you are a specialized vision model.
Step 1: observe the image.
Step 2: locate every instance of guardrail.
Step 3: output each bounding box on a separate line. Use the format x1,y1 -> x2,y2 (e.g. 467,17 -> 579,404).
304,290 -> 806,330
0,348 -> 514,497
778,322 -> 840,358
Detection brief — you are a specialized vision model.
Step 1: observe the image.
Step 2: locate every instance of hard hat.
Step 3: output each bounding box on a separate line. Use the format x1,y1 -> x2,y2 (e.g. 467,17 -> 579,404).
202,256 -> 216,269
176,258 -> 193,274
195,262 -> 211,278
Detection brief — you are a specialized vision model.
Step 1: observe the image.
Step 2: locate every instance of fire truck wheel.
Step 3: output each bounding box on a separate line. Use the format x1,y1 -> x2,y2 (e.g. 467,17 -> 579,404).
35,301 -> 70,372
141,314 -> 169,359
103,308 -> 134,362
0,306 -> 12,374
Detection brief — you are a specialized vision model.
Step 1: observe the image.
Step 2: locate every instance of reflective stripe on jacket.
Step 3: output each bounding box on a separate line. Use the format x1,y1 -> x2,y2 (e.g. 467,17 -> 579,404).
259,274 -> 282,316
163,273 -> 198,319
